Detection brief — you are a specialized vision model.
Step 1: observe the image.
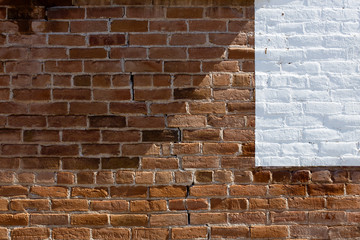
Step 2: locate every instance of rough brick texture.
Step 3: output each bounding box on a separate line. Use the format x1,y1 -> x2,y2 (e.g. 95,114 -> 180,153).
0,0 -> 357,239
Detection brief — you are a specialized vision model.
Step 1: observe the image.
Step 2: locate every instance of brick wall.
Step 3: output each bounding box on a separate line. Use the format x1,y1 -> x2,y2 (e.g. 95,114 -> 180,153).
0,0 -> 359,239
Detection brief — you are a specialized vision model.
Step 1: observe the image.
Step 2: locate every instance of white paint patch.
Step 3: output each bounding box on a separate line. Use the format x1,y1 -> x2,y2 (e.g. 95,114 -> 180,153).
255,0 -> 360,166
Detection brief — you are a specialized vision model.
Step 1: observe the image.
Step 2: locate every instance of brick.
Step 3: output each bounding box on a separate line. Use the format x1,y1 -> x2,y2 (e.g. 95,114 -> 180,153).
89,34 -> 125,46
102,157 -> 139,169
229,212 -> 266,224
183,129 -> 220,141
142,157 -> 178,169
70,48 -> 107,59
211,198 -> 247,210
93,75 -> 112,87
203,61 -> 240,73
150,102 -> 187,114
11,227 -> 50,239
0,129 -> 21,142
150,20 -> 187,32
308,184 -> 344,196
2,144 -> 38,156
70,102 -> 107,114
31,21 -> 69,33
251,226 -> 288,238
211,226 -> 249,239
30,48 -> 68,59
290,225 -> 328,239
84,61 -> 122,73
57,172 -> 75,184
62,130 -> 100,142
189,20 -> 226,31
92,228 -> 130,240
71,214 -> 108,226
0,102 -> 27,114
0,199 -> 8,211
150,213 -> 187,226
0,214 -> 28,226
167,115 -> 206,127
312,170 -> 332,183
309,211 -> 346,224
128,117 -> 165,128
129,34 -> 167,45
206,7 -> 244,18
10,199 -> 49,211
327,197 -> 360,209
82,144 -> 120,156
269,184 -> 306,196
111,47 -> 147,59
142,130 -> 179,142
72,187 -> 108,198
271,211 -> 306,223
96,171 -> 114,184
48,8 -> 84,19
130,200 -> 167,212
150,186 -> 187,197
329,226 -> 360,238
45,61 -> 82,73
122,144 -> 160,156
30,214 -> 68,225
30,186 -> 67,198
127,6 -> 165,18
182,156 -> 219,168
190,185 -> 227,196
49,35 -> 86,46
209,33 -> 247,45
288,197 -> 325,210
125,60 -> 162,72
110,102 -> 147,114
134,89 -> 172,101
228,48 -> 255,59
41,145 -> 78,156
155,172 -> 172,184
190,213 -> 226,224
203,143 -> 239,155
91,200 -> 128,212
62,158 -> 100,170
292,170 -> 311,183
111,214 -> 148,226
89,116 -> 126,128
171,227 -> 207,239
13,89 -> 50,101
110,186 -> 147,198
21,158 -> 59,169
189,47 -> 225,59
132,228 -> 169,240
23,130 -> 59,142
112,20 -> 148,32
52,199 -> 88,212
0,159 -> 19,169
228,20 -> 254,32
165,61 -> 201,73
52,228 -> 90,239
71,21 -> 107,32
230,185 -> 267,196
87,7 -> 123,18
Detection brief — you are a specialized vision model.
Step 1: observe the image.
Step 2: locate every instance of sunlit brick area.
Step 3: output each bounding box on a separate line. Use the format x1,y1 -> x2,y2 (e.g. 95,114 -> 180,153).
0,0 -> 359,239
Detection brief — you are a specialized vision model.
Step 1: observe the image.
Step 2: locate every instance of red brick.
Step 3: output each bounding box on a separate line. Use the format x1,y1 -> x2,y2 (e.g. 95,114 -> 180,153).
23,130 -> 59,142
52,200 -> 88,212
69,102 -> 107,114
91,200 -> 128,212
251,226 -> 288,238
290,225 -> 328,239
182,156 -> 219,168
111,47 -> 147,59
150,20 -> 187,32
13,89 -> 50,101
206,7 -> 244,18
31,186 -> 67,198
71,21 -> 107,32
329,226 -> 360,238
110,186 -> 147,198
31,21 -> 69,33
150,213 -> 187,226
229,212 -> 266,224
190,213 -> 226,224
150,186 -> 187,197
149,47 -> 187,59
0,129 -> 21,142
167,7 -> 203,18
127,6 -> 165,18
71,214 -> 108,226
112,20 -> 148,32
0,214 -> 28,226
62,130 -> 100,142
288,197 -> 325,210
70,48 -> 107,59
189,20 -> 226,31
48,8 -> 84,19
72,187 -> 108,198
41,145 -> 78,156
30,214 -> 68,225
45,61 -> 82,73
49,35 -> 86,46
82,144 -> 120,156
211,198 -> 247,210
89,34 -> 125,46
2,144 -> 38,156
84,61 -> 122,73
53,228 -> 90,239
142,157 -> 178,169
170,34 -> 206,45
10,199 -> 49,211
271,211 -> 306,223
269,184 -> 306,196
130,200 -> 167,212
111,214 -> 148,226
171,227 -> 207,239
327,197 -> 360,209
211,226 -> 249,239
203,143 -> 239,155
230,185 -> 267,196
132,228 -> 169,240
92,228 -> 130,240
308,184 -> 344,196
87,7 -> 124,18
11,227 -> 50,239
309,211 -> 346,224
21,157 -> 59,169
0,102 -> 27,114
129,34 -> 167,45
190,185 -> 227,197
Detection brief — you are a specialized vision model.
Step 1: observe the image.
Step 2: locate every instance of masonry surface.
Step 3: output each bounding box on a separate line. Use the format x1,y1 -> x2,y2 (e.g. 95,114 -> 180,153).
255,0 -> 360,166
0,0 -> 359,239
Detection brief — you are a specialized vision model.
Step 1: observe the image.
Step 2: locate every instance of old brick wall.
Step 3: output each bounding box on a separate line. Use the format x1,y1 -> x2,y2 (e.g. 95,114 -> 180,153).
0,0 -> 358,239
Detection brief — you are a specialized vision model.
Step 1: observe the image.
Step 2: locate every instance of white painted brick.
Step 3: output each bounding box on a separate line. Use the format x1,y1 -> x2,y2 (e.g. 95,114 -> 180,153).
256,0 -> 360,166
